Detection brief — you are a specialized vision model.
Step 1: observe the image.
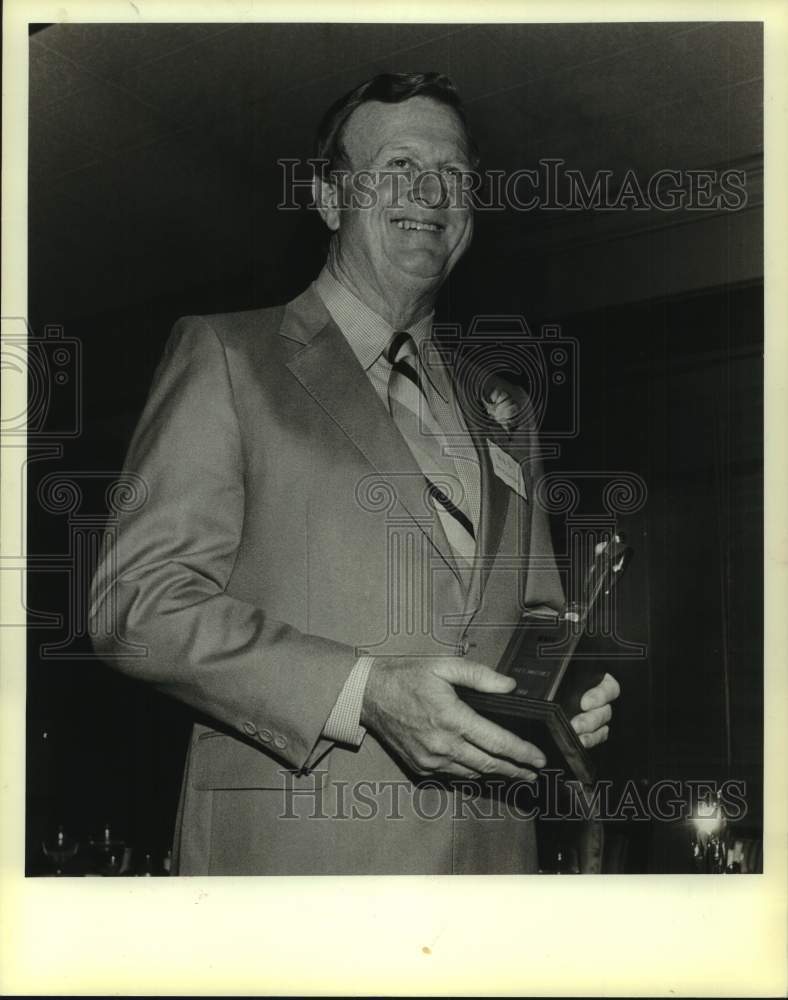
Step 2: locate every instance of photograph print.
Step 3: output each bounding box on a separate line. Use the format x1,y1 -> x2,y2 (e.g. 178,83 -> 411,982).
21,19 -> 763,877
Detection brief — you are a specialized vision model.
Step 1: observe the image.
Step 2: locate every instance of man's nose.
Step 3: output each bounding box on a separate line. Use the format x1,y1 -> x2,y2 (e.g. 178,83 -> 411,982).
408,170 -> 449,210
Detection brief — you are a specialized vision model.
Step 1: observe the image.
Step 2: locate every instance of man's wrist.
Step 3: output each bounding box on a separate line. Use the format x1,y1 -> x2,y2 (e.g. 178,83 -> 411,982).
359,657 -> 377,731
361,655 -> 396,731
322,654 -> 375,746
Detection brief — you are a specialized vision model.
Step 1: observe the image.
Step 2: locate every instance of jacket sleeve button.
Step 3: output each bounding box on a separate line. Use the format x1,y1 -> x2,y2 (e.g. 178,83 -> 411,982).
273,735 -> 287,749
258,728 -> 273,743
242,721 -> 256,735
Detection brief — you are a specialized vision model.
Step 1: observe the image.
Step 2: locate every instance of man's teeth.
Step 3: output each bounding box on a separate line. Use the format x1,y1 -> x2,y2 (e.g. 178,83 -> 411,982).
395,220 -> 441,232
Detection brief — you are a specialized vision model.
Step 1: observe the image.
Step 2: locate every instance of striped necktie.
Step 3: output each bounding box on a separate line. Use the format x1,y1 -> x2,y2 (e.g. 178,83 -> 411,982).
385,330 -> 477,564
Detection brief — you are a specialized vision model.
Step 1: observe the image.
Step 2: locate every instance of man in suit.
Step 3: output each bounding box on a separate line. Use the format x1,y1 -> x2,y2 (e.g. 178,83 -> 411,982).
90,72 -> 619,874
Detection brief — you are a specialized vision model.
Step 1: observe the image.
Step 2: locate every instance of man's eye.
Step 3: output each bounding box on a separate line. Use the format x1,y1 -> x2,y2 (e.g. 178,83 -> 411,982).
389,158 -> 412,169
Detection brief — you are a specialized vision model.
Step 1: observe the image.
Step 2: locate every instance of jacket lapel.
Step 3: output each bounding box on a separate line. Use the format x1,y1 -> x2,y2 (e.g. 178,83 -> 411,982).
477,427 -> 515,596
281,289 -> 466,591
431,338 -> 515,604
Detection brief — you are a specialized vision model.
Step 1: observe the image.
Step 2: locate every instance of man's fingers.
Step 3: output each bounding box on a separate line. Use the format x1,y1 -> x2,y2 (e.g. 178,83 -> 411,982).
438,660 -> 546,766
579,672 -> 621,712
370,656 -> 547,778
571,703 -> 612,735
437,657 -> 516,695
458,702 -> 546,769
425,745 -> 539,782
455,742 -> 539,782
578,726 -> 609,749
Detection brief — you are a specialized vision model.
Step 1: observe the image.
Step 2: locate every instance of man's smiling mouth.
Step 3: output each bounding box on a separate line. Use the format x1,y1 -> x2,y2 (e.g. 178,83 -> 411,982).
392,218 -> 444,232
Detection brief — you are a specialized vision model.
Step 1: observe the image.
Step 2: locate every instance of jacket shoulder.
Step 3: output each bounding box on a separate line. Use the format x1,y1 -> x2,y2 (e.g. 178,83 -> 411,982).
174,303 -> 287,350
172,284 -> 328,356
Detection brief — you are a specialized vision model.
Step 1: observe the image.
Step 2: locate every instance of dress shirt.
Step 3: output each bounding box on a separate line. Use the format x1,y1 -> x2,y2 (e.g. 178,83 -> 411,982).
314,266 -> 482,747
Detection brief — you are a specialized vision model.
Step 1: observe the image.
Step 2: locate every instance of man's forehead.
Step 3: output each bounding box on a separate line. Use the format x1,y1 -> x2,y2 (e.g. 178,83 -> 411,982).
341,96 -> 469,161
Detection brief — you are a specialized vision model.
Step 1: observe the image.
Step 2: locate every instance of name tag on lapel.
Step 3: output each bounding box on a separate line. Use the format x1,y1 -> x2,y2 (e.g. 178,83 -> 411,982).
487,440 -> 528,501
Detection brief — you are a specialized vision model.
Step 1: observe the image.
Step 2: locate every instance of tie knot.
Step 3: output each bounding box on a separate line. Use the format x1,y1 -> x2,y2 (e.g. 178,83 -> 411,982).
385,330 -> 417,366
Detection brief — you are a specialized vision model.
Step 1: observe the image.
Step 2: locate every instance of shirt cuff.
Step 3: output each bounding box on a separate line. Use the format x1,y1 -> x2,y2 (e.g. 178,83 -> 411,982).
321,655 -> 375,747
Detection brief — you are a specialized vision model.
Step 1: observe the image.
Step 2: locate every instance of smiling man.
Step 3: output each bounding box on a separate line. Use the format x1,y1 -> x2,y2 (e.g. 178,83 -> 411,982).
315,92 -> 474,316
90,72 -> 619,875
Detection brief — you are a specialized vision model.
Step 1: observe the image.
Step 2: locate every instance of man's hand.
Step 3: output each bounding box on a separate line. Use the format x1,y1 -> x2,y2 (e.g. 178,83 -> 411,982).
570,672 -> 621,749
361,656 -> 546,781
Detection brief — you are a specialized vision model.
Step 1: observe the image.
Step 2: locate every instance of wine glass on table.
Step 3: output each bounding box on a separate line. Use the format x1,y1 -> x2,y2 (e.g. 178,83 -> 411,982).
41,825 -> 80,876
88,822 -> 127,876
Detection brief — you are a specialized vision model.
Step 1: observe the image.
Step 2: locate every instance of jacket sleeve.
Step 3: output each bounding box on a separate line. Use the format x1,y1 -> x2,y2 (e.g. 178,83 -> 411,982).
89,315 -> 358,769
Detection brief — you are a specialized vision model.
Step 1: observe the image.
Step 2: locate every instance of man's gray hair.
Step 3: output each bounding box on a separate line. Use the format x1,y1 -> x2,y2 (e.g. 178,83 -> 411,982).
314,71 -> 479,178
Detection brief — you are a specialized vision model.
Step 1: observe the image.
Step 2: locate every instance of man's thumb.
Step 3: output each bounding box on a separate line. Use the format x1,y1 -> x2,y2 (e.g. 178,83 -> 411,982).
440,658 -> 517,693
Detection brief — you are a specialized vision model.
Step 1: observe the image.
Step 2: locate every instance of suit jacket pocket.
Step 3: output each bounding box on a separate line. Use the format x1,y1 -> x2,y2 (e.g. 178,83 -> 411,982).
190,730 -> 329,791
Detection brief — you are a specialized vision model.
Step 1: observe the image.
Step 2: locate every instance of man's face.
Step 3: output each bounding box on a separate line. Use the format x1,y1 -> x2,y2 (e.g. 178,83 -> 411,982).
327,96 -> 474,288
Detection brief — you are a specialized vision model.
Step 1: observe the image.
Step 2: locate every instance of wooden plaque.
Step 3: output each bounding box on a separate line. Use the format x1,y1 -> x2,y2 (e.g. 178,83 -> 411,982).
459,537 -> 632,784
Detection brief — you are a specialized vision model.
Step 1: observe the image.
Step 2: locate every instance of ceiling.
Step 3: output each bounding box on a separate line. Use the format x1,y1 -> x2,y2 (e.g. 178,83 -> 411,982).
28,21 -> 763,321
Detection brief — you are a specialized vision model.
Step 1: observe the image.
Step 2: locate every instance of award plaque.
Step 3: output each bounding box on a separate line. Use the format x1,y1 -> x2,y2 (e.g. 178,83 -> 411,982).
459,537 -> 632,784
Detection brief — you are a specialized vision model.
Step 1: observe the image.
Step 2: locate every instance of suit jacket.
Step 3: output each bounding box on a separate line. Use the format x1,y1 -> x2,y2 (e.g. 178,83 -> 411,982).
89,284 -> 565,875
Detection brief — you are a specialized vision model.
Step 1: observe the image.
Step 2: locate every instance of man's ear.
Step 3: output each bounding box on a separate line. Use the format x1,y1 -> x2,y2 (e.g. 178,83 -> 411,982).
314,176 -> 341,232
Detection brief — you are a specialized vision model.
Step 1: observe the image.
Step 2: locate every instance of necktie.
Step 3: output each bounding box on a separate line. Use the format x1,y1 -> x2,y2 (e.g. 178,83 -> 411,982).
385,330 -> 477,564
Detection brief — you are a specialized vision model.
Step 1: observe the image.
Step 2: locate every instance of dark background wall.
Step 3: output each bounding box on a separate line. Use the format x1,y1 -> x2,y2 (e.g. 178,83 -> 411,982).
25,21 -> 763,872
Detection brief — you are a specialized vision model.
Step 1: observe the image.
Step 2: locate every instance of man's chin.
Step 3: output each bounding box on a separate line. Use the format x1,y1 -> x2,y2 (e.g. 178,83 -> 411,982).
390,248 -> 453,282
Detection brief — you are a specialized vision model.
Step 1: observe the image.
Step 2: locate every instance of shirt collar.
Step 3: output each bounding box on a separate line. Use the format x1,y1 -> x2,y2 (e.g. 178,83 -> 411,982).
313,267 -> 434,372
